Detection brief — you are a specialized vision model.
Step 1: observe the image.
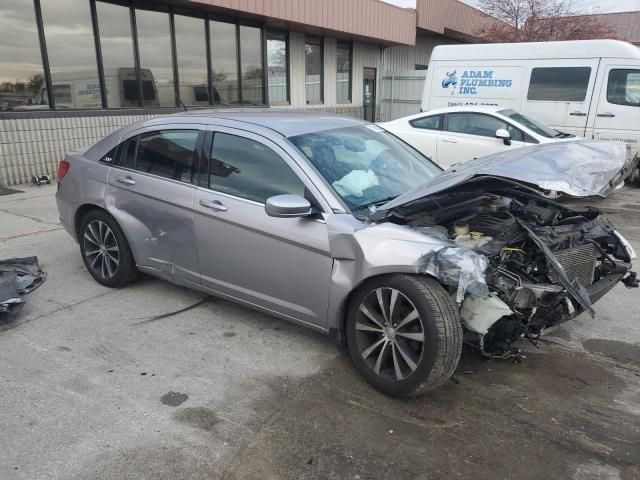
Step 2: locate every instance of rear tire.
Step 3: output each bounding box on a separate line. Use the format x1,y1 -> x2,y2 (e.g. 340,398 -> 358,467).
79,210 -> 137,288
346,274 -> 462,397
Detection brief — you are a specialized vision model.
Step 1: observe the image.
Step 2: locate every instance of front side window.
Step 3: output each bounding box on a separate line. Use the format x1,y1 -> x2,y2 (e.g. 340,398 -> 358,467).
336,41 -> 352,103
305,37 -> 323,104
607,69 -> 640,107
289,126 -> 440,211
174,15 -> 208,106
267,32 -> 288,104
121,130 -> 199,183
527,67 -> 591,102
447,113 -> 510,138
410,115 -> 442,130
208,133 -> 305,203
0,0 -> 47,111
135,9 -> 174,107
41,0 -> 101,109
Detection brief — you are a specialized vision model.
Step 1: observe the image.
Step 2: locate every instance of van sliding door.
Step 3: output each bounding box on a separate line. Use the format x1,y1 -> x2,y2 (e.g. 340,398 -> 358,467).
522,60 -> 599,136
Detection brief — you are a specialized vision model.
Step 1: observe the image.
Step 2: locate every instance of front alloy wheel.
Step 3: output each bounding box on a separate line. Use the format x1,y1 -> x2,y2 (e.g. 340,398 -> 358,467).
346,275 -> 463,397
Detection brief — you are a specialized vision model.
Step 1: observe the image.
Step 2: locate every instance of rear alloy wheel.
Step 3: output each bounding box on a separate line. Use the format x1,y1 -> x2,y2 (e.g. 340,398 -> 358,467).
79,210 -> 137,288
346,275 -> 462,397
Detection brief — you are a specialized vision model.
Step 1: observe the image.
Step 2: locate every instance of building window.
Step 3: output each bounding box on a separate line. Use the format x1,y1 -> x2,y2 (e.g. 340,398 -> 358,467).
239,26 -> 263,105
40,0 -> 102,109
96,2 -> 138,108
210,21 -> 239,105
174,15 -> 208,106
336,41 -> 352,103
527,67 -> 591,102
267,32 -> 288,104
305,37 -> 323,104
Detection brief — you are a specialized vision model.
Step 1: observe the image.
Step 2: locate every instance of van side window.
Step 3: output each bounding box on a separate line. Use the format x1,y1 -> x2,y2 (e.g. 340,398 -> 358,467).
607,69 -> 640,107
410,114 -> 442,130
527,67 -> 591,102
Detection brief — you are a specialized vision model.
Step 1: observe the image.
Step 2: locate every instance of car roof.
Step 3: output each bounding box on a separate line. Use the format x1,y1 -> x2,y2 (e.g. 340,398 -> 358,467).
142,109 -> 368,137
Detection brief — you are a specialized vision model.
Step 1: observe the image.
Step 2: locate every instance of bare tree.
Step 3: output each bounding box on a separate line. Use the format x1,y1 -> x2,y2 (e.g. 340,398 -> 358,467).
477,0 -> 617,42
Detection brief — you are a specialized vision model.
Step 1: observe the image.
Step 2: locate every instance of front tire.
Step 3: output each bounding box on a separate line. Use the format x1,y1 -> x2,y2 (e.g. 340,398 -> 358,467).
79,210 -> 137,288
346,275 -> 462,397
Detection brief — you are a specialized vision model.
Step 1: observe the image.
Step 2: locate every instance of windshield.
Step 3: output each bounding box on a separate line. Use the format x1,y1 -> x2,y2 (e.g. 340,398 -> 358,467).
498,109 -> 560,139
289,125 -> 441,211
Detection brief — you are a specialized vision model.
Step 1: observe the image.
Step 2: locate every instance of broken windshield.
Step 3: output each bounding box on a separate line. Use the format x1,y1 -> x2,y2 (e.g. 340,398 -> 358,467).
289,125 -> 441,211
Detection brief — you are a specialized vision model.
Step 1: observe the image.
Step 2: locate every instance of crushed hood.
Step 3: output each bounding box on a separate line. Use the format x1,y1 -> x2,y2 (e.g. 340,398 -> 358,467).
378,141 -> 630,216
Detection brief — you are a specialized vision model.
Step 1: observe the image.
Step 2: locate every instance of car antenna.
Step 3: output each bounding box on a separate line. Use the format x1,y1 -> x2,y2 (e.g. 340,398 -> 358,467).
175,91 -> 188,112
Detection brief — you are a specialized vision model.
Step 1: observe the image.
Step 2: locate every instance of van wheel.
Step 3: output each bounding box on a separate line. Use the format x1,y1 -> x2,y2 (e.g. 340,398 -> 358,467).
346,275 -> 462,397
79,210 -> 137,288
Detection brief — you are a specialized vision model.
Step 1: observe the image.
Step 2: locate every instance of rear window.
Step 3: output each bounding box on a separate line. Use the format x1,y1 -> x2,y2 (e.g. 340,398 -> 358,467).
410,114 -> 442,130
527,67 -> 591,102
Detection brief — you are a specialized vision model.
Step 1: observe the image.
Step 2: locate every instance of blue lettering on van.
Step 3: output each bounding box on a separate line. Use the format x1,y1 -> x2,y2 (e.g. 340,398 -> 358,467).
447,69 -> 514,95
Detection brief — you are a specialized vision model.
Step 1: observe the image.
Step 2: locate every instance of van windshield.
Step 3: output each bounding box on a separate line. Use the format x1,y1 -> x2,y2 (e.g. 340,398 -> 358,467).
498,109 -> 559,139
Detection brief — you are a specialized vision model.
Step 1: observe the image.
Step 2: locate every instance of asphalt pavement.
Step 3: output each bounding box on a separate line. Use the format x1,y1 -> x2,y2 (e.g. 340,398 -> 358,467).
1,183 -> 639,480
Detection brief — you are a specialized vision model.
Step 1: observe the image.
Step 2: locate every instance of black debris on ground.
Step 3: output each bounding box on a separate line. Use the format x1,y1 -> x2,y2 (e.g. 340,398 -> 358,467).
0,256 -> 46,320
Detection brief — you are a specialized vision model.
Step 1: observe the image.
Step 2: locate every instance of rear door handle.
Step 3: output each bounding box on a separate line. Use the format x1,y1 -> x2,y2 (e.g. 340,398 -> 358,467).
441,137 -> 458,144
115,175 -> 135,186
199,199 -> 227,212
597,112 -> 616,118
570,111 -> 586,116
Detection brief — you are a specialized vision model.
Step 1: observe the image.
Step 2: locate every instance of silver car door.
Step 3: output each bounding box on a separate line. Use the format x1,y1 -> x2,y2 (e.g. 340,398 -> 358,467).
193,127 -> 333,329
105,124 -> 204,284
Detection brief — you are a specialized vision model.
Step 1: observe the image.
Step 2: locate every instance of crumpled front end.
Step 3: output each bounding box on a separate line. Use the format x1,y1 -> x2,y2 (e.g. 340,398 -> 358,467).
385,188 -> 637,357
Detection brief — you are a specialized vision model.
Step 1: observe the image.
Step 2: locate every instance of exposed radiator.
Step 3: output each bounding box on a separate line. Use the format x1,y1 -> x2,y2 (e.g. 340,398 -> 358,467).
550,243 -> 599,287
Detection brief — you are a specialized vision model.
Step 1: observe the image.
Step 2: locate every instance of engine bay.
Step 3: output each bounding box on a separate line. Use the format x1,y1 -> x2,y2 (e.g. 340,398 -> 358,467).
406,190 -> 637,357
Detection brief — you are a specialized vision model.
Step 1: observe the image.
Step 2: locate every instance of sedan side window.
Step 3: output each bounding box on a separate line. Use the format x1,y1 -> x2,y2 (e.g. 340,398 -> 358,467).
447,113 -> 509,139
119,130 -> 199,183
208,132 -> 306,203
410,114 -> 442,130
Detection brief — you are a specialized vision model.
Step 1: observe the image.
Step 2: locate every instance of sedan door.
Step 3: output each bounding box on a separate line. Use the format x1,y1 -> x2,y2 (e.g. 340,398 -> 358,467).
437,112 -> 525,168
104,126 -> 204,284
193,127 -> 333,329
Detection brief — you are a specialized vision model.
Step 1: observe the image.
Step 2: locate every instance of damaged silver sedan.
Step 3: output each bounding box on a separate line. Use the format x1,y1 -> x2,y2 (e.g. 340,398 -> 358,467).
56,112 -> 637,397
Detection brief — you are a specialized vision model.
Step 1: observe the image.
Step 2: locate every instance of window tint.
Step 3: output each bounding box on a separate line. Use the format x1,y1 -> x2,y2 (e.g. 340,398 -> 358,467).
96,2 -> 138,107
41,0 -> 101,109
305,37 -> 323,104
209,133 -> 305,203
174,15 -> 208,106
122,137 -> 137,169
0,0 -> 47,111
447,113 -> 509,138
607,69 -> 640,107
135,9 -> 174,107
210,21 -> 238,105
410,115 -> 442,130
267,32 -> 288,103
123,130 -> 199,182
528,67 -> 591,102
336,41 -> 352,103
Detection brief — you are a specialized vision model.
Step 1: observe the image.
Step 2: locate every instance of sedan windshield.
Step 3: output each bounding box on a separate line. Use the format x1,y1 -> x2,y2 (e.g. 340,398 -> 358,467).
289,125 -> 441,211
498,109 -> 560,139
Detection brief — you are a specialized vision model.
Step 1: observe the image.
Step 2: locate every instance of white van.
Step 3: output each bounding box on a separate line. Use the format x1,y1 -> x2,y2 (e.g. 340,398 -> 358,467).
421,40 -> 640,180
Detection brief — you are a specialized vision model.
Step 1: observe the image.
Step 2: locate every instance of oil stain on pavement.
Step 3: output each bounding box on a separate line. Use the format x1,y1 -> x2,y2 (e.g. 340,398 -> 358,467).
160,391 -> 189,407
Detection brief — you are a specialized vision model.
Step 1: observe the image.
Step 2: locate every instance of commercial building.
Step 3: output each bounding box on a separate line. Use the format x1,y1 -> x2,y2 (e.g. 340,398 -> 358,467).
0,0 -> 500,186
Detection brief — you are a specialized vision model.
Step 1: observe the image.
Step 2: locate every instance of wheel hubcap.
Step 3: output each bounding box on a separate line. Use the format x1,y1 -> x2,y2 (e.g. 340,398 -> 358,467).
83,220 -> 120,280
355,287 -> 425,381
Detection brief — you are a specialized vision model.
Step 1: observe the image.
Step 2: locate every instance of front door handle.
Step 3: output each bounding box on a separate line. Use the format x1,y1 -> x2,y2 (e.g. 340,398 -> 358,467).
597,112 -> 616,118
441,138 -> 458,144
115,175 -> 135,186
570,111 -> 586,116
199,199 -> 227,212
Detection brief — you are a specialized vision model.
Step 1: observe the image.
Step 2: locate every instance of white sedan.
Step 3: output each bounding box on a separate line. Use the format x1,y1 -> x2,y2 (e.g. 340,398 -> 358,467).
378,106 -> 578,169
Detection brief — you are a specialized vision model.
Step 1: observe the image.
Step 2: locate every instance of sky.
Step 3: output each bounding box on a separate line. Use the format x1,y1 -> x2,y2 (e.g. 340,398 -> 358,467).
382,0 -> 640,14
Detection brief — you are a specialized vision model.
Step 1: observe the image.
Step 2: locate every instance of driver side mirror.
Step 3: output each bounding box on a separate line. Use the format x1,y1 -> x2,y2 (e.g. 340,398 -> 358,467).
265,194 -> 313,218
495,128 -> 512,146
